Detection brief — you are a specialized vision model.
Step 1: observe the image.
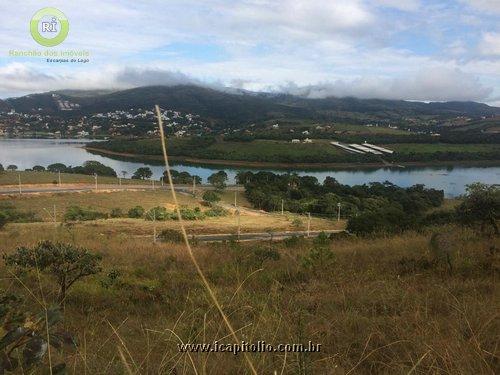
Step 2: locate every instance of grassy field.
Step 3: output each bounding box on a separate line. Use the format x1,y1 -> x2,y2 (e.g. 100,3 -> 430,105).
0,171 -> 147,186
329,123 -> 411,135
0,224 -> 497,373
0,189 -> 338,234
205,139 -> 343,161
388,143 -> 500,154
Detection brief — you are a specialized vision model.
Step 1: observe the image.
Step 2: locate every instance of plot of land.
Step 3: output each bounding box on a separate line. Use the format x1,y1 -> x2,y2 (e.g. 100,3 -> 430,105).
0,171 -> 144,186
0,189 -> 341,235
387,143 -> 500,154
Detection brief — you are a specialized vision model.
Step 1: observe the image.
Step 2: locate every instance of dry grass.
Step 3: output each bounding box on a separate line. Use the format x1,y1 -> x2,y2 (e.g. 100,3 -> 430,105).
0,224 -> 498,374
0,171 -> 148,186
1,190 -> 198,219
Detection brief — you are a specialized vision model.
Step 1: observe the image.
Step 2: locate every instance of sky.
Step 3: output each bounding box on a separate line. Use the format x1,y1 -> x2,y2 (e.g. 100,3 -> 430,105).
1,0 -> 499,105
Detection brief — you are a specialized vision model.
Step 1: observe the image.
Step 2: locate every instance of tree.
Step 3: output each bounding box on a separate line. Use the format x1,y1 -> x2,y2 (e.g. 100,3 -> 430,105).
202,190 -> 221,204
121,170 -> 128,178
0,163 -> 4,172
208,171 -> 228,191
132,167 -> 153,180
73,161 -> 117,177
32,165 -> 45,172
456,183 -> 499,234
4,241 -> 102,305
47,163 -> 67,173
165,170 -> 202,184
6,165 -> 17,171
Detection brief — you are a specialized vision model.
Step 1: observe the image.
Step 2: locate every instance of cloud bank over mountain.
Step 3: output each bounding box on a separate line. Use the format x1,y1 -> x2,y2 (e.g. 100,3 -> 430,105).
1,1 -> 498,105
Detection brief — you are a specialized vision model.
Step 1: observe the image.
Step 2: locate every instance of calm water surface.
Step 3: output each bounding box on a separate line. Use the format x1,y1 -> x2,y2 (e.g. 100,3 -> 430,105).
1,138 -> 499,198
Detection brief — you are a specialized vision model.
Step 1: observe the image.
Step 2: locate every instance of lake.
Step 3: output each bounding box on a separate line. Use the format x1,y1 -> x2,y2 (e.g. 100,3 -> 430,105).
1,138 -> 499,198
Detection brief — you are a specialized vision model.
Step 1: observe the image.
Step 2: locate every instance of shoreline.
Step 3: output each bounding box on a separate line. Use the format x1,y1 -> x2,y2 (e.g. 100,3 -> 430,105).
84,146 -> 500,170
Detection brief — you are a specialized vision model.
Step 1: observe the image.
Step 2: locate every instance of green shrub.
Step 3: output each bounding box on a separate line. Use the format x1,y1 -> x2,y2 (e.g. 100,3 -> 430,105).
253,247 -> 280,265
301,246 -> 335,272
0,204 -> 39,224
204,206 -> 228,217
291,217 -> 303,229
4,240 -> 102,304
202,190 -> 221,204
64,206 -> 108,221
145,206 -> 171,221
0,211 -> 7,230
110,208 -> 124,218
179,207 -> 205,220
128,206 -> 145,218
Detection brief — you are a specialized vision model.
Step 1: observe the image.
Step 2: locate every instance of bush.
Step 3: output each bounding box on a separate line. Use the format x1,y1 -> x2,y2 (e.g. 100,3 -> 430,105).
347,205 -> 417,235
64,206 -> 108,221
0,211 -> 7,229
128,206 -> 145,218
4,240 -> 102,304
110,208 -> 124,218
158,229 -> 183,243
301,246 -> 336,272
456,183 -> 499,234
291,217 -> 303,229
145,206 -> 171,221
0,205 -> 39,223
204,206 -> 228,217
423,210 -> 457,226
179,207 -> 205,220
202,190 -> 221,204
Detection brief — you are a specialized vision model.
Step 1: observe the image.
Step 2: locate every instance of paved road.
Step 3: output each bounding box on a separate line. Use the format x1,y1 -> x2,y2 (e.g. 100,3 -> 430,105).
190,229 -> 345,242
0,184 -> 244,195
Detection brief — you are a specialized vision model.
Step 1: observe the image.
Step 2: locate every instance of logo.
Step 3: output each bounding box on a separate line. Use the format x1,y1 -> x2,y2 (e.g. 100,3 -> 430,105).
30,7 -> 69,47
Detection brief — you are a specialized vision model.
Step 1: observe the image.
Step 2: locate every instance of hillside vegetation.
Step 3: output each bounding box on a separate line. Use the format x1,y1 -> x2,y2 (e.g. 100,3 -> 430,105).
0,223 -> 497,373
88,137 -> 500,165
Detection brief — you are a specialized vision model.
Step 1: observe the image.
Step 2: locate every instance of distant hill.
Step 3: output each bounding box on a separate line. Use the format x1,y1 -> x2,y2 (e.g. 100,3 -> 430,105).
4,85 -> 500,124
0,98 -> 11,112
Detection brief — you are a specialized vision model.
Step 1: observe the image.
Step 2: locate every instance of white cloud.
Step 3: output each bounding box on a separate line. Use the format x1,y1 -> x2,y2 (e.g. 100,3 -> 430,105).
374,0 -> 420,12
0,1 -> 498,104
479,32 -> 500,56
277,67 -> 493,102
0,63 -> 492,104
461,0 -> 500,14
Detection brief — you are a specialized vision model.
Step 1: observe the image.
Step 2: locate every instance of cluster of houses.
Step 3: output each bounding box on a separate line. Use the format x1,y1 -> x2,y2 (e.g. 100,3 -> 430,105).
0,106 -> 209,138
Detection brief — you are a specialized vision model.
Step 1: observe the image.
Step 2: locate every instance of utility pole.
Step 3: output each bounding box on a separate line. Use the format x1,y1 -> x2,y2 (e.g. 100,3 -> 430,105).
281,199 -> 284,215
337,202 -> 341,222
119,177 -> 122,187
153,210 -> 157,243
234,190 -> 237,208
58,171 -> 61,186
161,176 -> 164,187
237,210 -> 241,242
18,173 -> 22,195
94,173 -> 98,192
192,177 -> 196,196
307,212 -> 311,237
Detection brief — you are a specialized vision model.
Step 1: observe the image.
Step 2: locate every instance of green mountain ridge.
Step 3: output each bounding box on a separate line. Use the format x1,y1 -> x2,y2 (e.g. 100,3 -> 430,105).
4,85 -> 500,125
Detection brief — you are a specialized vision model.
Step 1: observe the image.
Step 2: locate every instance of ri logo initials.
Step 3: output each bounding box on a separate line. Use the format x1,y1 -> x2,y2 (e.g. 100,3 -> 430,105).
41,17 -> 58,32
